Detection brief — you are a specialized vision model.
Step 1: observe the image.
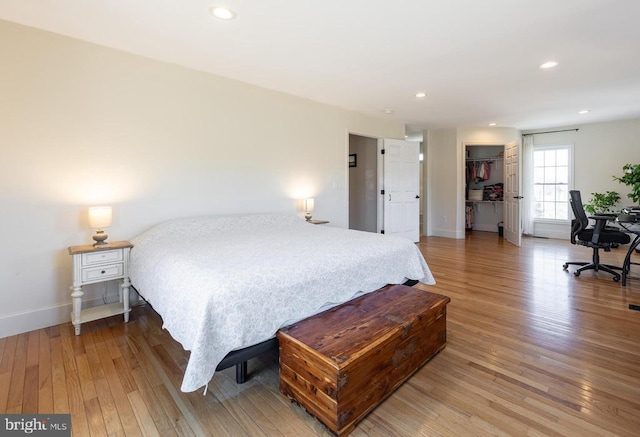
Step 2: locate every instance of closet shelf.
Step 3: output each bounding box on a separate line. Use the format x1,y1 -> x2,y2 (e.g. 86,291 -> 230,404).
465,200 -> 504,204
466,156 -> 503,162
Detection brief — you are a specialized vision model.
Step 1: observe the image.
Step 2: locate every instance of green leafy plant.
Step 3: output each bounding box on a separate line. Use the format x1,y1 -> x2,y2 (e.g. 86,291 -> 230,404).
584,191 -> 621,215
613,164 -> 640,204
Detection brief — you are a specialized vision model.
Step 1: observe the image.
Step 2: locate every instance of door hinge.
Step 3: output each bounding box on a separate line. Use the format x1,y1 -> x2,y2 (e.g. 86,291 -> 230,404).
381,229 -> 385,234
381,149 -> 385,155
381,189 -> 385,195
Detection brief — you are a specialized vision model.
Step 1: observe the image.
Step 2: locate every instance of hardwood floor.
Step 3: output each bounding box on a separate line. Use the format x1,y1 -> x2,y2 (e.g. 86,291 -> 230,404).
2,232 -> 639,436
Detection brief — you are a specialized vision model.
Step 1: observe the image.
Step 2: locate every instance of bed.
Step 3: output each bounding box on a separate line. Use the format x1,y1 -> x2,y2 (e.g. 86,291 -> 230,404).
128,213 -> 435,392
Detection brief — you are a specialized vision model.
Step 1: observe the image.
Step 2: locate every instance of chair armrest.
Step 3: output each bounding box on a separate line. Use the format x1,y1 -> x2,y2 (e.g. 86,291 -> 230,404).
589,215 -> 610,244
590,214 -> 616,221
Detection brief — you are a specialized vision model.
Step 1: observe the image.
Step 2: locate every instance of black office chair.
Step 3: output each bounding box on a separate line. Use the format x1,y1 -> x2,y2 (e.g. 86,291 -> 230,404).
563,190 -> 630,281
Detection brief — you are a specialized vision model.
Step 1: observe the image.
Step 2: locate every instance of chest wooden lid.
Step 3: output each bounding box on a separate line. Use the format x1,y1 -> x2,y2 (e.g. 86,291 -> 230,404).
279,284 -> 450,364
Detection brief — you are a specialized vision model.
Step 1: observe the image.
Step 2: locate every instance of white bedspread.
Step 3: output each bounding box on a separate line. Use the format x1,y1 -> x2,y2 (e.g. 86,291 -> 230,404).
129,213 -> 435,392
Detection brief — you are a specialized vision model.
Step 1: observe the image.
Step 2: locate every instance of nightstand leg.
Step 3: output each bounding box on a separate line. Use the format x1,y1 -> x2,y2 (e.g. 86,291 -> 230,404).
71,285 -> 83,335
121,277 -> 131,323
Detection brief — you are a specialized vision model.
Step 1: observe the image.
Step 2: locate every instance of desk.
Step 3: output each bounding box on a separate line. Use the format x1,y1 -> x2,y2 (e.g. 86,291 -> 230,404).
617,210 -> 640,286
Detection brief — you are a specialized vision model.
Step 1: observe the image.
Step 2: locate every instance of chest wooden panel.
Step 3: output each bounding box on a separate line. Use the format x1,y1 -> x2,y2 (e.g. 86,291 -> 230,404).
277,284 -> 450,436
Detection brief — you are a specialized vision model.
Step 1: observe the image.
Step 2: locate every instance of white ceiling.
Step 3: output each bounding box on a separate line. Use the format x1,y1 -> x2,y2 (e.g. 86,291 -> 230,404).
2,0 -> 640,134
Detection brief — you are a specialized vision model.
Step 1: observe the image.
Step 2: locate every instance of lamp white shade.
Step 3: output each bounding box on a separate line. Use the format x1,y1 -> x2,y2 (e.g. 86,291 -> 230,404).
88,206 -> 112,229
304,198 -> 315,213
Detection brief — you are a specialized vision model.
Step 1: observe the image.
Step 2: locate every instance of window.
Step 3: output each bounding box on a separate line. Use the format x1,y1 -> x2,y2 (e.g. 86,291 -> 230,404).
533,145 -> 572,221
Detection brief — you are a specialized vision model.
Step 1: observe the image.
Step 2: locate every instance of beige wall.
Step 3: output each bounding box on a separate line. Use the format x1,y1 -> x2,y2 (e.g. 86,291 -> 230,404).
0,20 -> 404,337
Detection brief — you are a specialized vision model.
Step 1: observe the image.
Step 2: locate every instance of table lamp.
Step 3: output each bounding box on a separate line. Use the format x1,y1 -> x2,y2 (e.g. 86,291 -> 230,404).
304,198 -> 314,222
88,206 -> 112,246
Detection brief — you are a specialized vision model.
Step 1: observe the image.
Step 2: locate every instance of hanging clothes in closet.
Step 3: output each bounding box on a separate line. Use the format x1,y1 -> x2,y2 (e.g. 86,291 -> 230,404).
465,205 -> 474,230
466,160 -> 492,183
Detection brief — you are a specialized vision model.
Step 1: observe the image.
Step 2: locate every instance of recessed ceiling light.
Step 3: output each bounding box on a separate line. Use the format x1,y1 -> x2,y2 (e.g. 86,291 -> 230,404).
489,123 -> 497,127
578,109 -> 590,114
384,109 -> 394,114
210,6 -> 236,20
539,61 -> 559,69
415,92 -> 427,98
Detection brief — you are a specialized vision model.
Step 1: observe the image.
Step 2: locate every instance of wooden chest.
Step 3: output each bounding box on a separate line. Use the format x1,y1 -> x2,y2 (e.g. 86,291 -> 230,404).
277,284 -> 450,436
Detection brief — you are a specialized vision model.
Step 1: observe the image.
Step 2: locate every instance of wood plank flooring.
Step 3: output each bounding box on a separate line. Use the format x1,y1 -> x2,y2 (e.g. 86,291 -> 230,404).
1,232 -> 639,436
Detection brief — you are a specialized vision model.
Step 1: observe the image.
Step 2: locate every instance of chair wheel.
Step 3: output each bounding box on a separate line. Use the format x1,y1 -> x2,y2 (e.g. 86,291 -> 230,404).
613,276 -> 620,282
563,263 -> 568,270
574,271 -> 580,277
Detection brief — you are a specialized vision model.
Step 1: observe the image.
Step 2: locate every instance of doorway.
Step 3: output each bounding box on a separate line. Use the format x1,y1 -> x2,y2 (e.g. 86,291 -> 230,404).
348,134 -> 378,232
464,144 -> 505,233
348,135 -> 421,242
463,141 -> 521,247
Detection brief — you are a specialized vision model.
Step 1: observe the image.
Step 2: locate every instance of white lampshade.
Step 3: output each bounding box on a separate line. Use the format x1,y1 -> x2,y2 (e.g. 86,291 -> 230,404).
304,198 -> 314,222
304,198 -> 315,213
88,206 -> 112,229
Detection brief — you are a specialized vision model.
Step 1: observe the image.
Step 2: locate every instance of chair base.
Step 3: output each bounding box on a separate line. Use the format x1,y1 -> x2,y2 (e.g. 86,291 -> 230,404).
563,261 -> 622,281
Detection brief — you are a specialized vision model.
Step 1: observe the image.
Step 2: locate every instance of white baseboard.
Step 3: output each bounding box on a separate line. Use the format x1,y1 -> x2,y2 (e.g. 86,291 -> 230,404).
533,229 -> 570,240
533,221 -> 570,240
0,302 -> 71,339
430,228 -> 464,239
0,293 -> 141,339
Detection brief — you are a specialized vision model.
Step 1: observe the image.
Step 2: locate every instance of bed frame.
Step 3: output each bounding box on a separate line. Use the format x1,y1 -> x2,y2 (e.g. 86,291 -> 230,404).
214,279 -> 419,384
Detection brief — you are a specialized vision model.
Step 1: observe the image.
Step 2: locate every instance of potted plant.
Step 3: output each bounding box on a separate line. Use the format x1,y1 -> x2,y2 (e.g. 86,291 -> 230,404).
614,163 -> 640,205
584,191 -> 621,215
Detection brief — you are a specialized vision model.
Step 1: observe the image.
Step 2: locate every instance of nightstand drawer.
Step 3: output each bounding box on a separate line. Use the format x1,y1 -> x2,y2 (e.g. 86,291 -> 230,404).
82,249 -> 123,266
81,263 -> 124,282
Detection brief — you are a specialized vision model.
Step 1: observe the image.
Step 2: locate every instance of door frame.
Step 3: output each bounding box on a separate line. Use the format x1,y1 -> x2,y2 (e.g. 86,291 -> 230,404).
459,142 -> 506,237
346,132 -> 382,231
376,139 -> 384,233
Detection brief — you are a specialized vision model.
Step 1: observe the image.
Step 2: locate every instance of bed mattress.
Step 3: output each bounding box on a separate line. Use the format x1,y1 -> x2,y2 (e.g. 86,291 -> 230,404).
129,213 -> 435,392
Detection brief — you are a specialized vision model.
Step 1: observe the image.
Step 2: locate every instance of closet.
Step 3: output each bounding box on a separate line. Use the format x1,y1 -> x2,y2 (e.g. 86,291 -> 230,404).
465,145 -> 504,232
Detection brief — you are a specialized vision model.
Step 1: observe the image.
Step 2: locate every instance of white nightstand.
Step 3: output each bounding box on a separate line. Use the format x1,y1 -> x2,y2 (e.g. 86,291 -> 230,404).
68,241 -> 133,335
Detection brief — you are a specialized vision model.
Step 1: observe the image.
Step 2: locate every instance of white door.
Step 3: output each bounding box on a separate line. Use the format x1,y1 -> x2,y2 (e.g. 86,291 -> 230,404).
504,141 -> 522,246
382,139 -> 420,242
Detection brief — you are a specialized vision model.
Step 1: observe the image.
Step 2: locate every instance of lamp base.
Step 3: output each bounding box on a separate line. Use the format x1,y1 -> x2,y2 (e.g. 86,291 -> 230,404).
92,230 -> 109,246
305,212 -> 312,222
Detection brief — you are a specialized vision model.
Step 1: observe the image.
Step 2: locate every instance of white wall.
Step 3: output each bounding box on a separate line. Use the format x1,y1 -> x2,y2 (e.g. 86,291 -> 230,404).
425,128 -> 459,238
0,20 -> 404,338
525,119 -> 640,239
